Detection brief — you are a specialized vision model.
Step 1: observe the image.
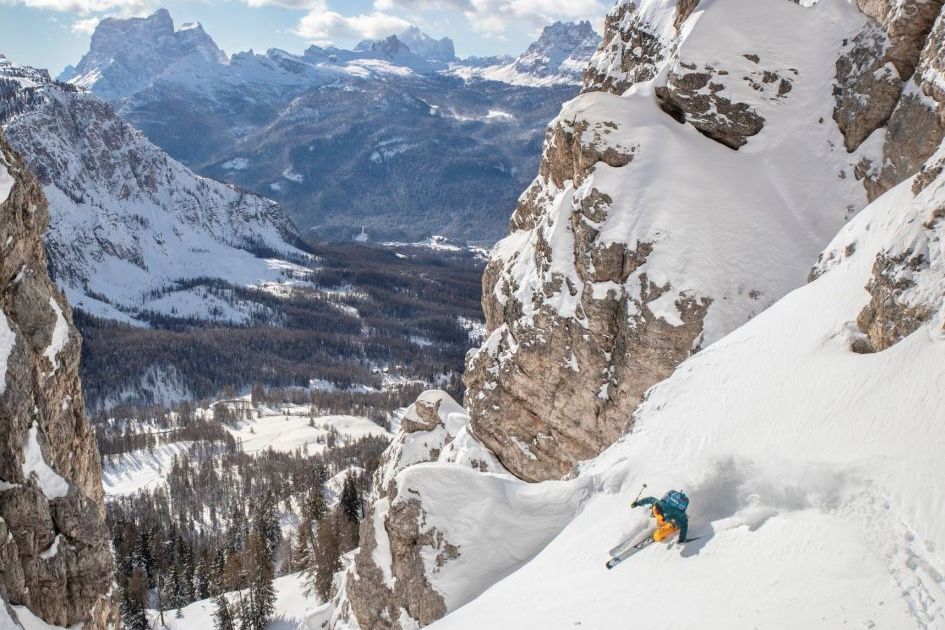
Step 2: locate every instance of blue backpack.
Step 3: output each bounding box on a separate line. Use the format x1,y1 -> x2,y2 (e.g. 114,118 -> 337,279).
663,490 -> 689,512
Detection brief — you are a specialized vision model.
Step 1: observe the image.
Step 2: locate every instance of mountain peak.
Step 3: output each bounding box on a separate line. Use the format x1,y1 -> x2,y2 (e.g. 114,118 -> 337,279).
512,20 -> 601,81
447,19 -> 600,87
356,26 -> 456,65
65,9 -> 226,100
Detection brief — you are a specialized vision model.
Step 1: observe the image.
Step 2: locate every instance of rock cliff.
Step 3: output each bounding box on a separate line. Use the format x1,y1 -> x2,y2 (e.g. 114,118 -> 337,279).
0,136 -> 115,628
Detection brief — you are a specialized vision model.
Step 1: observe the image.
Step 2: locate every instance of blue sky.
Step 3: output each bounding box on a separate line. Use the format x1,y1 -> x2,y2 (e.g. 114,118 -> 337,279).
0,0 -> 607,75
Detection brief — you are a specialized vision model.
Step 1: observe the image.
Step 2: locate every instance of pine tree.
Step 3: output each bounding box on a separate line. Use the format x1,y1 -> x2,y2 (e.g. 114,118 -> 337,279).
240,532 -> 276,630
305,488 -> 328,523
194,555 -> 213,600
161,564 -> 183,611
313,512 -> 342,601
339,474 -> 362,525
213,593 -> 236,630
252,493 -> 281,560
121,567 -> 150,630
180,559 -> 196,604
131,529 -> 155,586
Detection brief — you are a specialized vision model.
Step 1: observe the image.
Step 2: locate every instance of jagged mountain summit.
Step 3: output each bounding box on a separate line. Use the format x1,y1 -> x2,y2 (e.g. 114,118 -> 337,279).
62,11 -> 600,243
0,56 -> 310,325
448,20 -> 602,86
61,8 -> 226,101
325,0 -> 945,628
355,26 -> 458,69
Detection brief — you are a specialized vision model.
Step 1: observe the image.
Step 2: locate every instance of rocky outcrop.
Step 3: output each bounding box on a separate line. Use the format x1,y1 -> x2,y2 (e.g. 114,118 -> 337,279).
810,140 -> 945,355
0,136 -> 116,628
852,250 -> 934,352
584,0 -> 695,94
835,0 -> 945,197
464,0 -> 877,482
334,391 -> 504,630
654,62 -> 778,149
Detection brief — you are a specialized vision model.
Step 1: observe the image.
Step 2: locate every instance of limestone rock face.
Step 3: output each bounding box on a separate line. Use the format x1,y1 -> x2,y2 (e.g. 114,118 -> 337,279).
583,1 -> 681,93
835,0 -> 945,197
0,136 -> 116,629
465,0 -> 875,483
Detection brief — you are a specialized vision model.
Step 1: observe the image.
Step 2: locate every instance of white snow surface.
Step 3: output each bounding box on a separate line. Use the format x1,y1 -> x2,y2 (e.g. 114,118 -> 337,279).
227,412 -> 390,456
101,440 -> 198,497
9,605 -> 77,630
0,312 -> 13,397
41,298 -> 67,373
22,423 -> 69,500
0,154 -> 14,204
146,572 -> 316,630
420,174 -> 945,628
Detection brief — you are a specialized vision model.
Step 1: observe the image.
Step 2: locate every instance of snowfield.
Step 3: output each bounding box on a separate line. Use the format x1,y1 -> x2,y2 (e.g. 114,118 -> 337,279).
102,440 -> 199,497
226,411 -> 390,456
100,402 -> 391,498
146,573 -> 316,630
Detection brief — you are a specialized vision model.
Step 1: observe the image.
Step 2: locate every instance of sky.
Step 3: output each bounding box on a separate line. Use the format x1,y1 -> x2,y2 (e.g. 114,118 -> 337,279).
0,0 -> 609,76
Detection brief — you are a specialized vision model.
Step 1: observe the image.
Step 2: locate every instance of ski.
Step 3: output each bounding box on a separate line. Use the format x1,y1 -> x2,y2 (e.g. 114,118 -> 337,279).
605,533 -> 656,569
608,534 -> 640,558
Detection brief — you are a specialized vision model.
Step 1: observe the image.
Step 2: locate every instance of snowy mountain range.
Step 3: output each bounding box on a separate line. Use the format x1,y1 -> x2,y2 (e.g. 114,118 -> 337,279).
61,12 -> 601,243
447,20 -> 601,87
0,55 -> 310,325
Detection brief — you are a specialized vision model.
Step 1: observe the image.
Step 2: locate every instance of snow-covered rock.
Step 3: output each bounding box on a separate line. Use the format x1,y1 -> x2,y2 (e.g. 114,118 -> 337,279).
466,0 -> 893,482
334,391 -> 508,629
356,27 -> 457,70
0,56 -> 309,324
64,8 -> 226,101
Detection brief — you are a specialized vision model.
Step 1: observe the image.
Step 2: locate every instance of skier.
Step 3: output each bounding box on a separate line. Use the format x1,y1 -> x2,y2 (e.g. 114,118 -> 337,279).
632,490 -> 690,543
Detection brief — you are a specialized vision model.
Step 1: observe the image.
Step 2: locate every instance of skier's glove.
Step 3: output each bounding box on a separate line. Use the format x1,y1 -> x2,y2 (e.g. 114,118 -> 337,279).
630,501 -> 639,508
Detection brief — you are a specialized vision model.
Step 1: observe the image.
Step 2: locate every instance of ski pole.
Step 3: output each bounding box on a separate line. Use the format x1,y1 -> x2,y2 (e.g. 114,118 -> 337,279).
631,483 -> 647,507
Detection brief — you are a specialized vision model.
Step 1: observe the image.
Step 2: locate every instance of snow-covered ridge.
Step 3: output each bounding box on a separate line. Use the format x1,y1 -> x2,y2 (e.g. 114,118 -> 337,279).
0,56 -> 309,324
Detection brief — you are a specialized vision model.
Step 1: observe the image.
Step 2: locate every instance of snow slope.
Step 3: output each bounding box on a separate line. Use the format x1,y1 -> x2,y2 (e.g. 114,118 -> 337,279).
102,441 -> 198,497
419,170 -> 945,628
147,572 -> 315,630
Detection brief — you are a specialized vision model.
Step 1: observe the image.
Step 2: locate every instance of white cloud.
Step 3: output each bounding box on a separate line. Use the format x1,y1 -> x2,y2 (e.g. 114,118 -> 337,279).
70,15 -> 99,32
375,0 -> 471,9
0,0 -> 153,15
243,0 -> 319,8
293,0 -> 411,45
373,0 -> 606,35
